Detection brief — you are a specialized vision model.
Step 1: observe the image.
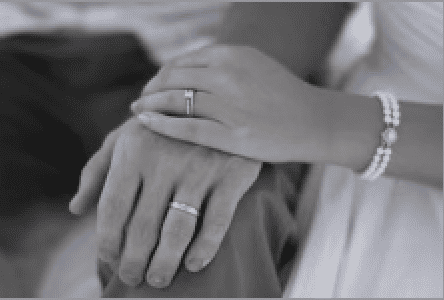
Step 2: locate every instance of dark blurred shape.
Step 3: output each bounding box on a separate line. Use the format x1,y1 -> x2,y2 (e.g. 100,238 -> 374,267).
0,250 -> 23,297
0,31 -> 160,217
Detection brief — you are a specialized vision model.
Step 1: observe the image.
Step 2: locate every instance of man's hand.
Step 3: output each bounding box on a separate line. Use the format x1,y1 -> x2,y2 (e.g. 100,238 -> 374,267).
69,118 -> 261,288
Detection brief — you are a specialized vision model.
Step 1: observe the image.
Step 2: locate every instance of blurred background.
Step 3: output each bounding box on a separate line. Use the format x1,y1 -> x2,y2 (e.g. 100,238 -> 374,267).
0,2 -> 373,297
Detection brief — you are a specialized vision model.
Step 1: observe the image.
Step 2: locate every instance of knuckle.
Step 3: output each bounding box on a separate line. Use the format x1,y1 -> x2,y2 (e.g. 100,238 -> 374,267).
207,213 -> 231,237
98,231 -> 120,249
182,120 -> 199,140
184,152 -> 219,178
215,69 -> 231,87
119,272 -> 142,286
197,238 -> 219,258
217,45 -> 236,59
223,156 -> 246,173
128,216 -> 158,245
166,91 -> 176,107
119,262 -> 144,286
164,226 -> 190,242
229,155 -> 246,165
160,66 -> 172,86
163,220 -> 194,245
98,237 -> 120,262
98,191 -> 127,216
212,183 -> 229,199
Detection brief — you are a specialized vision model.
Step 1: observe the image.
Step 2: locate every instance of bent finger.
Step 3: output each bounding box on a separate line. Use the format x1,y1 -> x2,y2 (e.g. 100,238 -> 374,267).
96,136 -> 142,267
142,67 -> 222,95
131,90 -> 219,118
185,158 -> 261,272
171,45 -> 236,67
137,112 -> 245,154
118,173 -> 172,286
145,154 -> 221,288
118,152 -> 182,286
69,130 -> 118,215
145,208 -> 198,288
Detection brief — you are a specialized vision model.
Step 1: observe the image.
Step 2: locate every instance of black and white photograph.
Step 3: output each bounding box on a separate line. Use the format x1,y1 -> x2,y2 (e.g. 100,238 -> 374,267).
0,2 -> 442,298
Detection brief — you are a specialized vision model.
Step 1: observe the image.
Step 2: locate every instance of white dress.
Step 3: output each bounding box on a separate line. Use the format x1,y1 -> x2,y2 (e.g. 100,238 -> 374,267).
285,2 -> 443,298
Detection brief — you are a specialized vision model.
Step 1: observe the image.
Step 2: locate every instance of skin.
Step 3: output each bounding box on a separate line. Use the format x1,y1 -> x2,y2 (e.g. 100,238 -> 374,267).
69,1 -> 441,292
133,45 -> 442,189
69,118 -> 261,288
69,2 -> 364,289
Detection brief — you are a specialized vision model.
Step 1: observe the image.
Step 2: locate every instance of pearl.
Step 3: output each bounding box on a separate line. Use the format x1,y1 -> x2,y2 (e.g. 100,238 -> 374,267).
361,91 -> 399,181
382,128 -> 397,145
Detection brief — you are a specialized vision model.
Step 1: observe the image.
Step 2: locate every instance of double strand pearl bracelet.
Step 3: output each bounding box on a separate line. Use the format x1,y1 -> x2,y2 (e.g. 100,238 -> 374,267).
360,91 -> 400,180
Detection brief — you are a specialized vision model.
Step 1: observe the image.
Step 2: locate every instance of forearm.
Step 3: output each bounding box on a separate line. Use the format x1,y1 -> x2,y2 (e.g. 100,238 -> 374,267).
318,87 -> 443,189
216,2 -> 353,82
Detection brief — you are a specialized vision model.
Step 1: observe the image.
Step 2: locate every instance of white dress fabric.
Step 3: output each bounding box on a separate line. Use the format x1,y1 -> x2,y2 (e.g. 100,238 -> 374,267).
285,2 -> 443,298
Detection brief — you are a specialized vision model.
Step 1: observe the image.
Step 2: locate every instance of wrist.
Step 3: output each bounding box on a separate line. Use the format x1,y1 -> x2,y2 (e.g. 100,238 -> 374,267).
289,83 -> 336,164
317,87 -> 383,171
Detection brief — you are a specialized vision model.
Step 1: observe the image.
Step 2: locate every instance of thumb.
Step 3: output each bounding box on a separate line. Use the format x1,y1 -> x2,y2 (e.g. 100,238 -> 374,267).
69,130 -> 118,215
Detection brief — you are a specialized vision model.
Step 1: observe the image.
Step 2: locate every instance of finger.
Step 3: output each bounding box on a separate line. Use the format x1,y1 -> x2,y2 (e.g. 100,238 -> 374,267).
170,46 -> 214,67
137,112 -> 247,154
171,45 -> 234,67
131,90 -> 218,118
96,136 -> 142,266
132,90 -> 239,128
118,173 -> 173,286
69,130 -> 118,215
185,158 -> 261,272
145,154 -> 221,288
169,47 -> 212,68
145,209 -> 197,288
142,67 -> 222,95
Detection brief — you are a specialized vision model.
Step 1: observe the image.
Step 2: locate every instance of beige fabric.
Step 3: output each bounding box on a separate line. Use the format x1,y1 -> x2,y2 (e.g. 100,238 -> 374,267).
37,214 -> 100,298
0,2 -> 230,64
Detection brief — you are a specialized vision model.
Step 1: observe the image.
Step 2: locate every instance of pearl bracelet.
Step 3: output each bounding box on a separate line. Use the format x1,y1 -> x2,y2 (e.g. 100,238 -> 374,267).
360,91 -> 400,181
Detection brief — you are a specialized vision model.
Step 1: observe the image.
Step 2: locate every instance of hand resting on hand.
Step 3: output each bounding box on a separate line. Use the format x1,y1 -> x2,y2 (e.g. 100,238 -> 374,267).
69,117 -> 261,288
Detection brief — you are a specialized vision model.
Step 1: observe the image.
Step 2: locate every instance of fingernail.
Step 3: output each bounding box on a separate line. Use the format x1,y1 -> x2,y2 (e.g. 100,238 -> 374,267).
120,270 -> 141,287
99,252 -> 118,267
102,258 -> 119,272
69,195 -> 83,214
202,258 -> 211,268
68,197 -> 77,213
148,274 -> 166,288
130,101 -> 139,113
137,113 -> 150,124
187,258 -> 203,272
68,205 -> 80,215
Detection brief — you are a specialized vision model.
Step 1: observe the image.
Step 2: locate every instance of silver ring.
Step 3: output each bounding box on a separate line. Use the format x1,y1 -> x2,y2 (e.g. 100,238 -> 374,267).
170,201 -> 199,217
185,89 -> 194,117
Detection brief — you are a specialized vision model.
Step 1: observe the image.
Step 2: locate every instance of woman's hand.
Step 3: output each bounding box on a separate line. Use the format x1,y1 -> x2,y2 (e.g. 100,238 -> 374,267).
131,45 -> 331,163
69,118 -> 261,288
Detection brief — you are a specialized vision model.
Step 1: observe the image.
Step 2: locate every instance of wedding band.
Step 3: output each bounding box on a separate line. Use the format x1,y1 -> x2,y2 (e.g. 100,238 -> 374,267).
185,89 -> 194,116
170,201 -> 199,217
